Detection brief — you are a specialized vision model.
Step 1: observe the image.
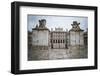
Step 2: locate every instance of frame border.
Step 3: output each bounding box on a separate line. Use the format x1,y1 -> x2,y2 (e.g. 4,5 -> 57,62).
11,1 -> 98,74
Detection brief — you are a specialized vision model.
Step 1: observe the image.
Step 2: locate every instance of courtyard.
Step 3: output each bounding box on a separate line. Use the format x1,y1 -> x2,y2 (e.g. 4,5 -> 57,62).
28,46 -> 88,61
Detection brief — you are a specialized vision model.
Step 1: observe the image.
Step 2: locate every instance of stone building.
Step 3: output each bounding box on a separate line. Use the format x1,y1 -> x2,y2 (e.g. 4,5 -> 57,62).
32,19 -> 49,50
28,31 -> 32,49
69,21 -> 84,46
30,19 -> 86,50
84,29 -> 88,46
50,28 -> 68,49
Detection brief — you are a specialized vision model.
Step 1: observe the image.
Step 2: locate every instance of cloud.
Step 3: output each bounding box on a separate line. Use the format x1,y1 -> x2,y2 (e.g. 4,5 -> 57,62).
28,15 -> 88,32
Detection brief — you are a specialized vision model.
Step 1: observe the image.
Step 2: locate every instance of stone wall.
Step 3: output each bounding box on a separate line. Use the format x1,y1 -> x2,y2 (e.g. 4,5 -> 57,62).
32,30 -> 49,47
69,31 -> 84,46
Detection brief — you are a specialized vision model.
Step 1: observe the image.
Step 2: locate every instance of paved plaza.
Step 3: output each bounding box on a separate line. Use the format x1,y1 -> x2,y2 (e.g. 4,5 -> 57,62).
28,46 -> 88,61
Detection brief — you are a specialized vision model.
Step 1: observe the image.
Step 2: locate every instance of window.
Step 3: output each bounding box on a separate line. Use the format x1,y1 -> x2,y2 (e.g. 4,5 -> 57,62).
58,40 -> 60,43
53,40 -> 55,43
56,40 -> 57,43
63,40 -> 64,43
51,39 -> 52,43
61,40 -> 62,43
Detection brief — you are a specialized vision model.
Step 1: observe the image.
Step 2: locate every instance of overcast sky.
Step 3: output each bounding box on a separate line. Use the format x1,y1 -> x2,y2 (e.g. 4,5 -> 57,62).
28,15 -> 88,32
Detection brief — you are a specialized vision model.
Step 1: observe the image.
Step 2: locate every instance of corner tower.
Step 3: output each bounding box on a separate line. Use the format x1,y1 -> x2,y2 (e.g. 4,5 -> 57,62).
32,19 -> 49,50
69,21 -> 84,46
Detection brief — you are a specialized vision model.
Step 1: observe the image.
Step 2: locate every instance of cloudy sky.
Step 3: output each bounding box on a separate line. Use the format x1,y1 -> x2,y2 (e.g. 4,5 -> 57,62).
27,15 -> 88,32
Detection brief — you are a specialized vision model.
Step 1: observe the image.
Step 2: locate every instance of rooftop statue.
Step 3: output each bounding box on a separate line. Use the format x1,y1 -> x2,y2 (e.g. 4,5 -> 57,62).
70,21 -> 84,31
39,19 -> 46,28
33,19 -> 49,30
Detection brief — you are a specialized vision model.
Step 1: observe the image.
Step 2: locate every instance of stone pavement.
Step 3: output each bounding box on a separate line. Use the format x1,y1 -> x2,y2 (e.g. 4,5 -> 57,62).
28,46 -> 88,61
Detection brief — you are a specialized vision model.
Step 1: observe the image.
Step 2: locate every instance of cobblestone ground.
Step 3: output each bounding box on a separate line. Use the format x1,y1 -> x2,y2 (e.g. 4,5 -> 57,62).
28,46 -> 88,61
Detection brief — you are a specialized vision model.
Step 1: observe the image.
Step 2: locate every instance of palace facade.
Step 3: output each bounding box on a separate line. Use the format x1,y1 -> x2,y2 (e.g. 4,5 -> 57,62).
29,19 -> 87,50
